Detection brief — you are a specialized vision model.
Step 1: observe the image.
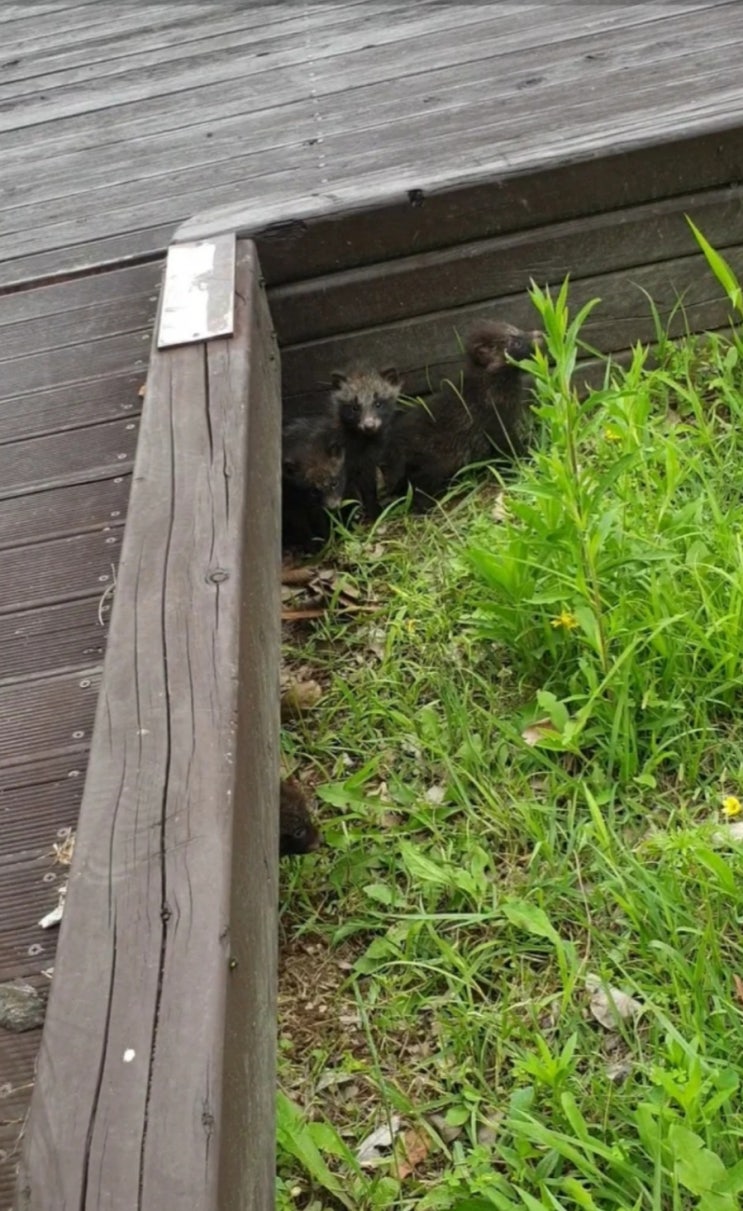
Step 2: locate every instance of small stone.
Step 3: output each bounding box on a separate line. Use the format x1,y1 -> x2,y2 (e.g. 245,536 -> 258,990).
0,982 -> 46,1032
429,1112 -> 463,1144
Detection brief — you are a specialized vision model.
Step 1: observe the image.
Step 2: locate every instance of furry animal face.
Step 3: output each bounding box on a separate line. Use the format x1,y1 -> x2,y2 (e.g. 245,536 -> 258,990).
282,416 -> 346,509
330,366 -> 404,436
466,322 -> 543,373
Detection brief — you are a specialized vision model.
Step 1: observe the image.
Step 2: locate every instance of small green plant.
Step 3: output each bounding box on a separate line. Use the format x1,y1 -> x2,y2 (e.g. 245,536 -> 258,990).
466,271 -> 743,782
277,228 -> 743,1210
687,217 -> 743,322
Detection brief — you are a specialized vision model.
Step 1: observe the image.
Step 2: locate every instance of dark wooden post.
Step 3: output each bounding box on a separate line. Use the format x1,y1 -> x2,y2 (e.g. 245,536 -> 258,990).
17,240 -> 281,1211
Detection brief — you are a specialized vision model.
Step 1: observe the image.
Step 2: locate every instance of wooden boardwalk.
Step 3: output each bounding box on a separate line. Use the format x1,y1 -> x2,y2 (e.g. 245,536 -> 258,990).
1,2 -> 742,1205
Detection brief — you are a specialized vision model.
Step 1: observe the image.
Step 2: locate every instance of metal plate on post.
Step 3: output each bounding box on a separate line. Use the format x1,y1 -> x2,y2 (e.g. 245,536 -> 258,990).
157,233 -> 236,348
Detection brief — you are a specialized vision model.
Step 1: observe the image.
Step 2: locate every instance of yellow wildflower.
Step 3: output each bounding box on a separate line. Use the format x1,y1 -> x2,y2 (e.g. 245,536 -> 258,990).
722,795 -> 742,817
604,427 -> 622,442
551,610 -> 579,631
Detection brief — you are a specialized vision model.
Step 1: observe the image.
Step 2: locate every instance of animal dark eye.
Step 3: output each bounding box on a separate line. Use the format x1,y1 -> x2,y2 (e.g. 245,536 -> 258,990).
351,401 -> 361,413
373,398 -> 383,409
293,826 -> 307,841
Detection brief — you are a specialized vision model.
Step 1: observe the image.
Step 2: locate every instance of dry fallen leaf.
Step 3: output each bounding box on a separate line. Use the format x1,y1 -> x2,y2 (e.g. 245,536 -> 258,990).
606,1057 -> 633,1083
357,1117 -> 402,1168
138,382 -> 146,398
733,975 -> 743,1005
281,565 -> 318,586
424,784 -> 446,806
521,717 -> 559,747
52,833 -> 75,866
397,1127 -> 430,1179
586,974 -> 642,1029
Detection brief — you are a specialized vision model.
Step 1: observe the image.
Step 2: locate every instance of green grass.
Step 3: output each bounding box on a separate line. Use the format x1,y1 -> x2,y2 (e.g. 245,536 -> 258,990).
277,238 -> 743,1211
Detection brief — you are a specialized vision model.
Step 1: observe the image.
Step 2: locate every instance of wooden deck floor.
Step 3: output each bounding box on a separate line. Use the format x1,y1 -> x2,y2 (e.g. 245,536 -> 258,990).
0,263 -> 157,1204
1,1 -> 741,1203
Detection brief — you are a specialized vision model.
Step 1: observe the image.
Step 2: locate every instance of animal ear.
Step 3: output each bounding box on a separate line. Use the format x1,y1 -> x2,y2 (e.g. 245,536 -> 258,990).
469,342 -> 492,368
380,366 -> 401,386
330,371 -> 347,389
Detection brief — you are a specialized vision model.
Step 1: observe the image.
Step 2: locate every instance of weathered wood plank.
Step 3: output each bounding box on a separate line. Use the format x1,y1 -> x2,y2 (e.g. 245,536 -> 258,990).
0,418 -> 138,496
0,772 -> 83,861
0,337 -> 148,401
0,3 -> 327,87
0,0 -> 396,100
0,475 -> 129,548
4,111 -> 742,300
269,183 -> 743,343
4,9 -> 738,217
0,668 -> 100,770
0,752 -> 89,871
0,1 -> 720,154
0,853 -> 68,983
0,750 -> 88,794
0,4 -> 517,133
280,244 -> 743,403
0,258 -> 160,327
0,529 -> 121,615
1,5 -> 742,290
0,597 -> 107,683
1,3 -> 216,57
0,224 -> 175,293
18,240 -> 280,1210
0,375 -> 141,444
0,288 -> 156,361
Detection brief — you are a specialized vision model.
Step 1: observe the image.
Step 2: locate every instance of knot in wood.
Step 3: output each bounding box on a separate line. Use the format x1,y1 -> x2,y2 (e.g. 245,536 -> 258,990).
207,568 -> 230,584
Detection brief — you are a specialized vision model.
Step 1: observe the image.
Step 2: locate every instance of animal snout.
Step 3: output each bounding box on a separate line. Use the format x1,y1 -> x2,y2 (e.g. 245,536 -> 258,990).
361,417 -> 381,433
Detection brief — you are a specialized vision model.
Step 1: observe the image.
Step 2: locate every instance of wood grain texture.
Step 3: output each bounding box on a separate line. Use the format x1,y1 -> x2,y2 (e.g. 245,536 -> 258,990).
4,6 -> 729,213
269,184 -> 743,344
279,244 -> 743,405
17,240 -> 281,1211
1,1 -> 742,287
0,667 -> 100,771
0,375 -> 142,444
0,475 -> 129,549
0,419 -> 138,497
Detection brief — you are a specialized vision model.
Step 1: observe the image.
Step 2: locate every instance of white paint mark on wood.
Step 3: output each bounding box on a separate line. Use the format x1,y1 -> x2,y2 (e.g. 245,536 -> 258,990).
123,1049 -> 136,1063
158,233 -> 236,348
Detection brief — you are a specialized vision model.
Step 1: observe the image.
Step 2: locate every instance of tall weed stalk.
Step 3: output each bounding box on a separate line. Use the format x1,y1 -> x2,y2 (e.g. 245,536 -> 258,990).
466,265 -> 743,783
